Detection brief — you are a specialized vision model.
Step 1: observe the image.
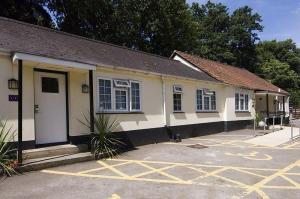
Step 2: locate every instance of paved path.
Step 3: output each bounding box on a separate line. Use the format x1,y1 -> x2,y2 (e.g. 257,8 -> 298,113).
244,127 -> 300,147
1,129 -> 300,199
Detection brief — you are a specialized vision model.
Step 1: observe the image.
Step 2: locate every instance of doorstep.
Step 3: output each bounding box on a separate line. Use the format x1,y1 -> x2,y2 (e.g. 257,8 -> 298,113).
23,144 -> 89,160
20,152 -> 94,172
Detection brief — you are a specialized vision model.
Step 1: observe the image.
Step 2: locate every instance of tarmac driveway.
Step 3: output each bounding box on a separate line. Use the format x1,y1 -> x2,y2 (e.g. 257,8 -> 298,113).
1,129 -> 300,199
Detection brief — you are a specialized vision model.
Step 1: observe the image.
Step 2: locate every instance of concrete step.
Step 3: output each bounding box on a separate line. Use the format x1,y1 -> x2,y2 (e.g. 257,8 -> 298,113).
23,144 -> 89,160
20,152 -> 94,172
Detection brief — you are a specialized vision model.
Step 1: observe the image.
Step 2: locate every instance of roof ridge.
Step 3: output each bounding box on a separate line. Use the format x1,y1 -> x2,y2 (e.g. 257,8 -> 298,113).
0,17 -> 178,62
175,50 -> 248,71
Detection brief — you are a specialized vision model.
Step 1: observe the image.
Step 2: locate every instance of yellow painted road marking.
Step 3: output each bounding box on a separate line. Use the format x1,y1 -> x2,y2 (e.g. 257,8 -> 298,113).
225,151 -> 272,161
77,161 -> 131,174
108,194 -> 121,199
97,160 -> 130,178
41,158 -> 300,199
242,160 -> 300,198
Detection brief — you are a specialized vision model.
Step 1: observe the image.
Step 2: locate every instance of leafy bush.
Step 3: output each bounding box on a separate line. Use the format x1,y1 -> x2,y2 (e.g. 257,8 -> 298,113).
255,113 -> 263,127
80,113 -> 125,159
0,120 -> 17,177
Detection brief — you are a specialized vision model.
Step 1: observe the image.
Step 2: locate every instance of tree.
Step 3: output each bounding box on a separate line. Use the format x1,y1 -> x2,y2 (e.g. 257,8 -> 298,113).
191,1 -> 235,64
259,59 -> 299,89
0,0 -> 53,27
229,6 -> 263,71
256,39 -> 300,73
46,0 -> 198,56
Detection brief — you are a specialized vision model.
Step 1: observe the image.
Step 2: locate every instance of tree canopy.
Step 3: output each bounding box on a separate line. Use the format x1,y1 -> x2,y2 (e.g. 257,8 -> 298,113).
1,0 -> 300,106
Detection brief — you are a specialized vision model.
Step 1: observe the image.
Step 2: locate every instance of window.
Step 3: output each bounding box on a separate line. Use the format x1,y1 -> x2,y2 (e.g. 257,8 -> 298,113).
99,79 -> 112,111
98,78 -> 141,112
115,89 -> 127,110
114,80 -> 130,88
131,81 -> 141,111
235,93 -> 239,110
235,92 -> 249,111
196,90 -> 203,110
173,93 -> 182,111
245,94 -> 249,111
211,92 -> 216,110
196,89 -> 216,111
42,77 -> 59,93
173,85 -> 182,112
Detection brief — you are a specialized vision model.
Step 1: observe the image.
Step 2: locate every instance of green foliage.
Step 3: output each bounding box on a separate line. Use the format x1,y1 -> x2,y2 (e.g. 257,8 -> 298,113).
80,113 -> 124,159
255,113 -> 263,127
190,2 -> 263,71
256,40 -> 300,106
0,120 -> 17,177
0,0 -> 53,27
46,0 -> 198,56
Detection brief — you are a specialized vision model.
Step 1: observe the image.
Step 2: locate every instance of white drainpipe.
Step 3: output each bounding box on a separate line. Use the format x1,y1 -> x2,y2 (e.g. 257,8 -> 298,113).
161,76 -> 167,126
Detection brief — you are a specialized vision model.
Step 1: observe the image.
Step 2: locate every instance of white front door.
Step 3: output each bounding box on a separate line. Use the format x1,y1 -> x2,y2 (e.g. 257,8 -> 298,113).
34,71 -> 68,145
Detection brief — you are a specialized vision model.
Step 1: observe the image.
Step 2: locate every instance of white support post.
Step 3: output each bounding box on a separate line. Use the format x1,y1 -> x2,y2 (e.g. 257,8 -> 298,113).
273,116 -> 275,132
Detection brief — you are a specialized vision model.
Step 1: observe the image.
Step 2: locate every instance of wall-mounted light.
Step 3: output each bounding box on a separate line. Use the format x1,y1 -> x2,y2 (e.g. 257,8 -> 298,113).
8,78 -> 19,89
82,84 -> 89,93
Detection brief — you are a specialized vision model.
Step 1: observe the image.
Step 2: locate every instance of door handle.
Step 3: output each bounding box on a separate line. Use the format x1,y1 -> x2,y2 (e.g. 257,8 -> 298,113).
34,105 -> 39,113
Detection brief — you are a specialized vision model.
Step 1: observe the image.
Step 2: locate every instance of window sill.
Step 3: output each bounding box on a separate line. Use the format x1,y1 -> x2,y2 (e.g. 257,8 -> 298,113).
96,111 -> 144,114
235,111 -> 250,113
196,111 -> 218,113
173,111 -> 185,114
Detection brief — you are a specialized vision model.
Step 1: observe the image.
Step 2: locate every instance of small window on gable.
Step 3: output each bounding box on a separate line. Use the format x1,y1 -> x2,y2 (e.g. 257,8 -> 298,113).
114,79 -> 130,88
42,77 -> 59,93
173,85 -> 183,93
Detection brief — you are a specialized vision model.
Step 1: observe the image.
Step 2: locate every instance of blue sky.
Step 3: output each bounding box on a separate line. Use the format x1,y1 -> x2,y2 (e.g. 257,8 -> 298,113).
187,0 -> 300,47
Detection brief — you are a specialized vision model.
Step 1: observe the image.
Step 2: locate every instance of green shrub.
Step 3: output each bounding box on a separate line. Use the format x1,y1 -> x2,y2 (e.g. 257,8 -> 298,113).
255,113 -> 263,127
80,113 -> 125,159
0,120 -> 17,177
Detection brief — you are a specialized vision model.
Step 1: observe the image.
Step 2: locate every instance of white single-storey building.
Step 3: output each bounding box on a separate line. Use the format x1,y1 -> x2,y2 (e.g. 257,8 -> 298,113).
0,17 -> 289,162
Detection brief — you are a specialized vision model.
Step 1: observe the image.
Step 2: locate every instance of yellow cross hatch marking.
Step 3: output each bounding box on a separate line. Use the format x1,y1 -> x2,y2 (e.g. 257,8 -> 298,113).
41,158 -> 300,199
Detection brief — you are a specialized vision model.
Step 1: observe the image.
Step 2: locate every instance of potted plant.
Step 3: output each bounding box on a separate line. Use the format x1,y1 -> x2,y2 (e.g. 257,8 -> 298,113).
255,113 -> 266,129
80,112 -> 125,159
0,120 -> 18,178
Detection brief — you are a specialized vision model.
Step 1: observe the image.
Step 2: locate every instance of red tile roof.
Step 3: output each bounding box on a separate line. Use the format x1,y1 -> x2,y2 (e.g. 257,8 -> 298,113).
172,50 -> 288,95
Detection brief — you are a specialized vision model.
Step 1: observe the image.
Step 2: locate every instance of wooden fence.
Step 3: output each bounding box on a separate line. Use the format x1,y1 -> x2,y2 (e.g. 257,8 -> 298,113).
290,107 -> 300,119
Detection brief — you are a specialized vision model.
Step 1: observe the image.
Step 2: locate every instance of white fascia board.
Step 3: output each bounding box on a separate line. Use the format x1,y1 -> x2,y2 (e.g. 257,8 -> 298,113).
13,52 -> 96,70
173,55 -> 201,72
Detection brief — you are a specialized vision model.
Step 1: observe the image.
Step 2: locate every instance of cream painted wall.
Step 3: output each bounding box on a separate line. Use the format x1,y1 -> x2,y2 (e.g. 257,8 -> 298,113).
94,67 -> 165,131
224,87 -> 255,121
69,71 -> 90,136
164,78 -> 225,126
0,55 -> 35,141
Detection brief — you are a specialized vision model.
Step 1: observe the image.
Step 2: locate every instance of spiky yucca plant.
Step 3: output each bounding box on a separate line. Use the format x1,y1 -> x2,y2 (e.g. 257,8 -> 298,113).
80,113 -> 125,159
0,120 -> 17,177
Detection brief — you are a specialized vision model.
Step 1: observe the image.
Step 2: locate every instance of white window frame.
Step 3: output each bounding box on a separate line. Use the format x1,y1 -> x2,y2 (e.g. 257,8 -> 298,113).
114,88 -> 128,112
97,77 -> 113,112
113,79 -> 130,88
196,89 -> 216,112
173,85 -> 183,112
130,80 -> 142,112
97,77 -> 142,113
235,91 -> 249,112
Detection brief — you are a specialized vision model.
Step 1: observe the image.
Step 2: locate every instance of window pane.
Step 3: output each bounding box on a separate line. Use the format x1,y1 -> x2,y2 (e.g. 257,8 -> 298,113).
204,96 -> 210,110
131,82 -> 141,110
240,96 -> 244,110
245,94 -> 249,110
99,79 -> 112,110
42,77 -> 59,93
196,90 -> 203,110
211,92 -> 216,110
115,90 -> 127,110
235,93 -> 239,110
173,93 -> 182,111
